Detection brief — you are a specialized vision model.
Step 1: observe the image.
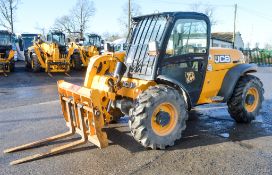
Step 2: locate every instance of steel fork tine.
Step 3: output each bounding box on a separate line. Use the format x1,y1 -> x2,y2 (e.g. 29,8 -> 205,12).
4,131 -> 74,153
4,97 -> 75,154
10,139 -> 87,165
7,101 -> 88,165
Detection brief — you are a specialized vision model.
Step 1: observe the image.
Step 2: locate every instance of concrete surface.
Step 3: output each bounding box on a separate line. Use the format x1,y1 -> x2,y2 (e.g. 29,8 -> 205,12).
0,62 -> 272,175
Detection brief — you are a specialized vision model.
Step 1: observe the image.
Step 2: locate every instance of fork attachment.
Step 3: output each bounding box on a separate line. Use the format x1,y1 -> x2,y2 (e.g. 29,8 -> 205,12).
4,80 -> 108,165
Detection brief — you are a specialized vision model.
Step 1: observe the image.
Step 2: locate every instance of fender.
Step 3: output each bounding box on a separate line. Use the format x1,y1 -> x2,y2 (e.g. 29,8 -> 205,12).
218,64 -> 257,102
156,75 -> 192,110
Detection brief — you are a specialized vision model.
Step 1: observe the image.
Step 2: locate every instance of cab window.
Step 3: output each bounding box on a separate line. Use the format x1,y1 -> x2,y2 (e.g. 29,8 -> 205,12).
165,19 -> 207,58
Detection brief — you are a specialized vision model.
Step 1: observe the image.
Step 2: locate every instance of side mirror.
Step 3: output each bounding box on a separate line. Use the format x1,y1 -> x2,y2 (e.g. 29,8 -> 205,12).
148,41 -> 159,56
67,38 -> 71,43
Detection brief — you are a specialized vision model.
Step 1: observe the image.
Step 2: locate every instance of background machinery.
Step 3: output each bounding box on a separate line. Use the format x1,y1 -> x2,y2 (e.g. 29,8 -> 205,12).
25,30 -> 74,74
0,30 -> 15,76
17,33 -> 38,61
5,12 -> 264,164
69,33 -> 102,70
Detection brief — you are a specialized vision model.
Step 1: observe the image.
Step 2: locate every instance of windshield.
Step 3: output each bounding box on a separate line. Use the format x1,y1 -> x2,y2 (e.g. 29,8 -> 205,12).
22,37 -> 35,49
48,33 -> 65,45
86,36 -> 101,47
114,43 -> 127,52
126,15 -> 168,77
0,33 -> 11,46
165,19 -> 207,57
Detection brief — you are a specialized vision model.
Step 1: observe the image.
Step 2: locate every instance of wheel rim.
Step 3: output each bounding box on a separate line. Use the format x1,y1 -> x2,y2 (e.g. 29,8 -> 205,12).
151,103 -> 178,136
244,87 -> 259,112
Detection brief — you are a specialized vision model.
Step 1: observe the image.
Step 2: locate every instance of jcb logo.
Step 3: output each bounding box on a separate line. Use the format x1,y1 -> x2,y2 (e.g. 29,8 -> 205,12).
214,55 -> 231,63
185,71 -> 195,84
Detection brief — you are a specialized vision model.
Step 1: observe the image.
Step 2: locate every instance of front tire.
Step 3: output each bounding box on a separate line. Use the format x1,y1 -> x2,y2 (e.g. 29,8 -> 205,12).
31,54 -> 41,72
71,54 -> 83,71
129,85 -> 188,149
25,54 -> 32,71
9,59 -> 15,72
227,75 -> 264,123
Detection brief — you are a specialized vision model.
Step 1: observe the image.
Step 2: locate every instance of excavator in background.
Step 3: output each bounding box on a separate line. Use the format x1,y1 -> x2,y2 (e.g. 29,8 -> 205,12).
5,12 -> 264,165
25,30 -> 74,74
0,30 -> 15,76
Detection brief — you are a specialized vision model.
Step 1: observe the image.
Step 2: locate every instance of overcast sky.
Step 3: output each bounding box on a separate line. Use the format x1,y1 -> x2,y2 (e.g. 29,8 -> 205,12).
13,0 -> 272,48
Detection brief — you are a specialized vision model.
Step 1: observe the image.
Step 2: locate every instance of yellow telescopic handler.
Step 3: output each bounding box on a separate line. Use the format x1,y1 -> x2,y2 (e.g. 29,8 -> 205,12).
5,12 -> 264,165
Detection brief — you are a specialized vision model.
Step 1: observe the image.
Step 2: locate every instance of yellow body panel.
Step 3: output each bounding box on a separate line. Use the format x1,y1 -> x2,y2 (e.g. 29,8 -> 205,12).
103,51 -> 126,62
31,41 -> 73,73
68,42 -> 99,67
0,50 -> 15,73
197,48 -> 245,104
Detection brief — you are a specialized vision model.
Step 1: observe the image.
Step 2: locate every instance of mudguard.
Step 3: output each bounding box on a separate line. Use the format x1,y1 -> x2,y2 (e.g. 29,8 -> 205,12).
218,64 -> 257,102
157,75 -> 192,110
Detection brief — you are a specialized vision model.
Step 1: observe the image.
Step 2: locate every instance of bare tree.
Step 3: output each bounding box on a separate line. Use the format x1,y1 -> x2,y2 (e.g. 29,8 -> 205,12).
54,0 -> 95,39
190,2 -> 217,26
118,1 -> 142,36
71,0 -> 95,38
0,0 -> 19,33
264,42 -> 272,50
255,42 -> 260,49
54,15 -> 76,34
102,32 -> 121,42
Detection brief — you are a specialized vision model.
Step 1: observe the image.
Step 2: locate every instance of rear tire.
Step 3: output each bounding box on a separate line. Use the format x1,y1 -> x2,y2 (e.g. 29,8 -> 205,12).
9,59 -> 15,72
227,75 -> 264,123
31,54 -> 41,72
25,54 -> 32,71
129,85 -> 188,149
72,54 -> 83,71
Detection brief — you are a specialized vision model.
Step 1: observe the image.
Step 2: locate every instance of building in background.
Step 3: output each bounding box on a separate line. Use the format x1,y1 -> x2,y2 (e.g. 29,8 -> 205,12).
211,32 -> 244,50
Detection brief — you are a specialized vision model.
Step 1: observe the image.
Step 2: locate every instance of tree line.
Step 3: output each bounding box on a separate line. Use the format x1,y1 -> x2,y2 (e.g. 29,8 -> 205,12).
0,0 -> 229,43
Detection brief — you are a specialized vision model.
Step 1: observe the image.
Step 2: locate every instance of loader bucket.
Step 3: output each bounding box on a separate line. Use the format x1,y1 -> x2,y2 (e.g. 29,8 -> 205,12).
4,80 -> 108,165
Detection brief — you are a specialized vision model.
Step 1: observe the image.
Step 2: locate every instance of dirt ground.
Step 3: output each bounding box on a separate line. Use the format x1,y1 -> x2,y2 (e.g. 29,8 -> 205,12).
0,62 -> 272,175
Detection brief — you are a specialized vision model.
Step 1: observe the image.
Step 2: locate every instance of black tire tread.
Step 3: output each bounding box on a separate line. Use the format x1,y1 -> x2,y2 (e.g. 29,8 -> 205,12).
227,74 -> 264,123
31,54 -> 41,72
129,84 -> 188,149
72,54 -> 83,71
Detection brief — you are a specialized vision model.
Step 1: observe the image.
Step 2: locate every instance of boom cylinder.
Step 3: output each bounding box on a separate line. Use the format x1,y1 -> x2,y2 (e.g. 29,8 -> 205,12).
113,61 -> 127,82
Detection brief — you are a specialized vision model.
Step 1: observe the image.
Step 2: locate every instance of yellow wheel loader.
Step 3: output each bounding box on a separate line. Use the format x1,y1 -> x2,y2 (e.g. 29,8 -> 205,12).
69,34 -> 102,70
5,12 -> 264,165
0,30 -> 15,76
25,30 -> 74,73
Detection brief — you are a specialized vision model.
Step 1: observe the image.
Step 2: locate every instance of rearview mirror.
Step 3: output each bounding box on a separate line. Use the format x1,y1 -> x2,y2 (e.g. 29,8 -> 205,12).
148,41 -> 159,56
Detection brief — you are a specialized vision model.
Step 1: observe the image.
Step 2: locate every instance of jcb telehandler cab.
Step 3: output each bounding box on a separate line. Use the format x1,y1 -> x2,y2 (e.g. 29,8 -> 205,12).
25,30 -> 74,73
5,12 -> 264,165
0,30 -> 15,76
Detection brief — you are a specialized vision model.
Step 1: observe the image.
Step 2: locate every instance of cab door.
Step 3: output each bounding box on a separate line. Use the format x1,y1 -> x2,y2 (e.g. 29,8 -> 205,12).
159,18 -> 210,104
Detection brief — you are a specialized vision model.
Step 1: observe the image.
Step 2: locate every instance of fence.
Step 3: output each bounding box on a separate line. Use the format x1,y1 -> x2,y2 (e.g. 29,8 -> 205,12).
243,49 -> 272,66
